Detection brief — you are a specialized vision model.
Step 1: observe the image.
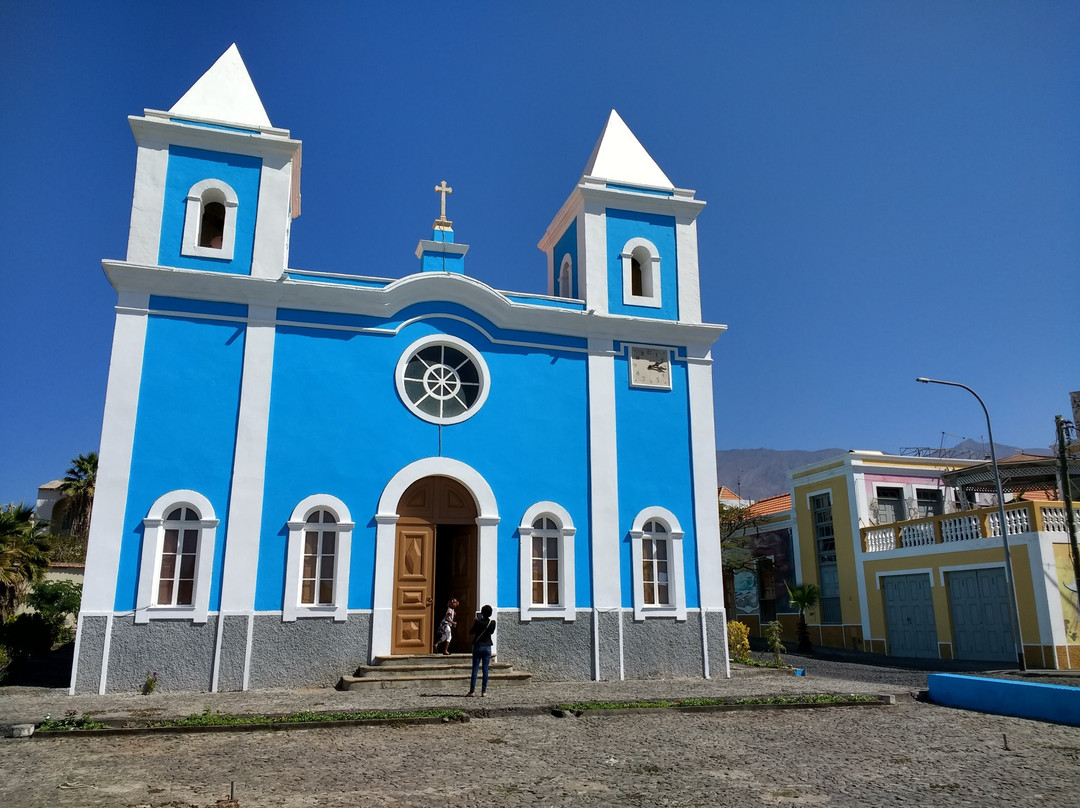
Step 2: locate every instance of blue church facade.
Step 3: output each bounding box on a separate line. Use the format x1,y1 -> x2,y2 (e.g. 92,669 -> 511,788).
72,46 -> 729,693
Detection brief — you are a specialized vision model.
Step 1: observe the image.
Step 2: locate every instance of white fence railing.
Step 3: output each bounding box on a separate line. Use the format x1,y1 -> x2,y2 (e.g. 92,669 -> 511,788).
862,502 -> 1068,553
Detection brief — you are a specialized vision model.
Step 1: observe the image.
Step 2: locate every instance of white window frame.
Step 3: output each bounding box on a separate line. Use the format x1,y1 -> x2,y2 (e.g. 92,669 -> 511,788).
620,237 -> 662,308
559,254 -> 573,298
181,178 -> 239,260
629,507 -> 686,621
136,490 -> 219,624
395,334 -> 491,426
518,501 -> 576,621
284,494 -> 354,622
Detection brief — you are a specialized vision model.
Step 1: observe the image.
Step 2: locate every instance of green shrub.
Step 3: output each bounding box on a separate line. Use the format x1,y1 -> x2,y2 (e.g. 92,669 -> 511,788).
764,620 -> 785,665
26,580 -> 82,644
727,620 -> 751,663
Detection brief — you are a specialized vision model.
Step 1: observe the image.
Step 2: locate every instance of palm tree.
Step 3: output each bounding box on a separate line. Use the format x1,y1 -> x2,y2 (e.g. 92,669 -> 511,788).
0,503 -> 52,621
785,582 -> 821,653
60,451 -> 97,541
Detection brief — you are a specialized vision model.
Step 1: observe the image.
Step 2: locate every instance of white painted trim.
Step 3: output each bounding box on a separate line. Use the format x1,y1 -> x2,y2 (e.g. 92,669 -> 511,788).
102,261 -> 727,349
518,501 -> 577,621
126,145 -> 169,265
98,614 -> 114,695
686,349 -> 723,609
849,471 -> 874,648
283,494 -> 355,622
242,613 -> 254,691
591,608 -> 601,681
79,291 -> 149,616
699,606 -> 710,678
135,490 -> 219,624
675,216 -> 701,324
251,154 -> 295,279
219,306 -> 275,618
68,612 -> 84,695
618,607 -> 625,680
1035,533 -> 1066,649
583,202 -> 609,314
620,237 -> 662,309
874,568 -> 935,589
181,179 -> 239,261
371,458 -> 500,661
588,339 -> 621,608
629,507 -> 687,621
394,334 -> 491,425
559,254 -> 573,299
211,608 -> 225,692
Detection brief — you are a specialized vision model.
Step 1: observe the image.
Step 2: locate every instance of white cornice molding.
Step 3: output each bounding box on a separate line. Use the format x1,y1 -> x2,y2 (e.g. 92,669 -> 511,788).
578,180 -> 706,220
102,261 -> 727,347
537,189 -> 583,253
130,115 -> 301,160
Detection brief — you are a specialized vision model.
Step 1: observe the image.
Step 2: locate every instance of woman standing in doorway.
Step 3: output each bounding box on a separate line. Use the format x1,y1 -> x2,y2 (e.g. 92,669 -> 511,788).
466,604 -> 496,697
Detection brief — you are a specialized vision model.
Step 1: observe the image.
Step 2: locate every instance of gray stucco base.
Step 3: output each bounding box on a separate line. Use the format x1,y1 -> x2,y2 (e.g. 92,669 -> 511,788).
498,609 -> 722,682
72,608 -> 725,693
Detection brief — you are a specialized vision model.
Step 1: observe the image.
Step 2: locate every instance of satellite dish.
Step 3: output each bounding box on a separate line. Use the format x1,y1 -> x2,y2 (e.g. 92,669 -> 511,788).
1066,579 -> 1078,593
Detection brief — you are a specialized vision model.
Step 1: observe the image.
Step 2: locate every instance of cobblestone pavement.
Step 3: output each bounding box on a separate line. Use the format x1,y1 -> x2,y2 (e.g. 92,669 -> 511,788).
2,657 -> 1079,807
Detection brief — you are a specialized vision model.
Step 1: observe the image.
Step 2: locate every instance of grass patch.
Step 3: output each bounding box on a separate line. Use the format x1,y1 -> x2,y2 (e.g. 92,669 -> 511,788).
558,693 -> 878,711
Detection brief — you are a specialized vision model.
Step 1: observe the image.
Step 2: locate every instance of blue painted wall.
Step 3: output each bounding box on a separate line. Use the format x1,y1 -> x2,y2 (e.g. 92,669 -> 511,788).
553,219 -> 579,299
257,305 -> 592,612
605,209 -> 678,320
115,314 -> 246,611
611,346 -> 698,608
158,146 -> 262,275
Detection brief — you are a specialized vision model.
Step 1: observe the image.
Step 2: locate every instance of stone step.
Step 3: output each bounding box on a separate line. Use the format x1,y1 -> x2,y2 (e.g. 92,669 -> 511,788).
336,653 -> 531,691
337,670 -> 531,690
350,662 -> 514,679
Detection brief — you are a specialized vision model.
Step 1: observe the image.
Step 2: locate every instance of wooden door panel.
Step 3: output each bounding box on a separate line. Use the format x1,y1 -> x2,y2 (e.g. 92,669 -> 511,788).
392,525 -> 434,655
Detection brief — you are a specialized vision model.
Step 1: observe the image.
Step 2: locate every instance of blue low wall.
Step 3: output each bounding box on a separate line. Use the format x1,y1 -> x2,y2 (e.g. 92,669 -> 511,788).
928,673 -> 1080,726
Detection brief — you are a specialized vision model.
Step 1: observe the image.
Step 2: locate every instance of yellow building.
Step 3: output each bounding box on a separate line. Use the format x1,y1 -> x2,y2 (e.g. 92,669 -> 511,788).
788,450 -> 1080,669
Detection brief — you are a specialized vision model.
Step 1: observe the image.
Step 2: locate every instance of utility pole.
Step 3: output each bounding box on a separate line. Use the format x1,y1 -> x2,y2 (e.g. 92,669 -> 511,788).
1055,415 -> 1079,599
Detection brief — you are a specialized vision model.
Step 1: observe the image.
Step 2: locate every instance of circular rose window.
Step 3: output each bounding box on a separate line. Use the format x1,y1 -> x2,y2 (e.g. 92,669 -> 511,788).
395,336 -> 490,424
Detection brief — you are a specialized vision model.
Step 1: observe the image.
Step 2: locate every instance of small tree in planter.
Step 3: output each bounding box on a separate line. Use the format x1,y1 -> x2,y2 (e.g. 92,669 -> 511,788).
785,582 -> 821,653
726,620 -> 751,663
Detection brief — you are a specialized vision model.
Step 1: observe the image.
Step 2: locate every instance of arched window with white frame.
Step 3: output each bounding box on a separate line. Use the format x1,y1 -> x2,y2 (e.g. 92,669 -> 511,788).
136,490 -> 219,624
620,237 -> 661,308
518,502 -> 576,621
284,495 -> 354,622
558,254 -> 573,299
629,507 -> 686,621
181,179 -> 239,261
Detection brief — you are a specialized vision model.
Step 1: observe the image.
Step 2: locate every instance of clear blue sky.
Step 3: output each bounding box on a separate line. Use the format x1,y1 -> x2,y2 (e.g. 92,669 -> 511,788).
2,2 -> 1077,506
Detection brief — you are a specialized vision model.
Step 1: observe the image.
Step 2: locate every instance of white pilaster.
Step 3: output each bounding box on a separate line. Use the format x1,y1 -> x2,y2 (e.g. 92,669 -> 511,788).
675,216 -> 702,324
79,290 -> 150,615
219,306 -> 277,615
582,202 -> 608,314
251,156 -> 294,279
686,350 -> 723,609
125,142 -> 169,265
588,338 -> 621,608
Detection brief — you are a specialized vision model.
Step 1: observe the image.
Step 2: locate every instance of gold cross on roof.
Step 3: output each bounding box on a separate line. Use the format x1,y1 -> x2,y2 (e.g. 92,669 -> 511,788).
433,180 -> 453,230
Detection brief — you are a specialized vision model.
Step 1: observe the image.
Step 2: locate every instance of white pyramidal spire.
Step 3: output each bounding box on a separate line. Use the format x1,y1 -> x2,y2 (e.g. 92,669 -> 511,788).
169,44 -> 272,129
581,110 -> 672,189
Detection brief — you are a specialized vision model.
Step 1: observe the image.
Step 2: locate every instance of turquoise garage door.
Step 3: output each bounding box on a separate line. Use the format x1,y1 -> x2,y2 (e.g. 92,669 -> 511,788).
882,574 -> 938,659
947,568 -> 1014,662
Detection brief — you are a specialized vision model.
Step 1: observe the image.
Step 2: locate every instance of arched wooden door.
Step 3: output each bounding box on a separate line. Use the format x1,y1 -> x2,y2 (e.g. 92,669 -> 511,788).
391,476 -> 478,655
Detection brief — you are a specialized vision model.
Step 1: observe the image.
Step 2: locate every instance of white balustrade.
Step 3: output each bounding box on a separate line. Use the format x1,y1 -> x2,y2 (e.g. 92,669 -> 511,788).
988,507 -> 1031,537
900,522 -> 936,548
1041,507 -> 1068,533
864,527 -> 896,553
941,515 -> 981,543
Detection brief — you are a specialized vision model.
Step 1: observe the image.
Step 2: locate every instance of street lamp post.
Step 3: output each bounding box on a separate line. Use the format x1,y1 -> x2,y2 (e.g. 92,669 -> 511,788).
916,377 -> 1027,671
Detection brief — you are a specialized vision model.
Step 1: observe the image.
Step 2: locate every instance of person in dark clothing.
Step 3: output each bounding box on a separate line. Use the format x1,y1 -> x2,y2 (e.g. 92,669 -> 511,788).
466,604 -> 496,697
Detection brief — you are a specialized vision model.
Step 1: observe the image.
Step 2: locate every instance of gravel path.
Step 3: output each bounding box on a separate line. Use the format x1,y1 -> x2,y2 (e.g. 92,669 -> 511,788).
2,657 -> 1077,807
